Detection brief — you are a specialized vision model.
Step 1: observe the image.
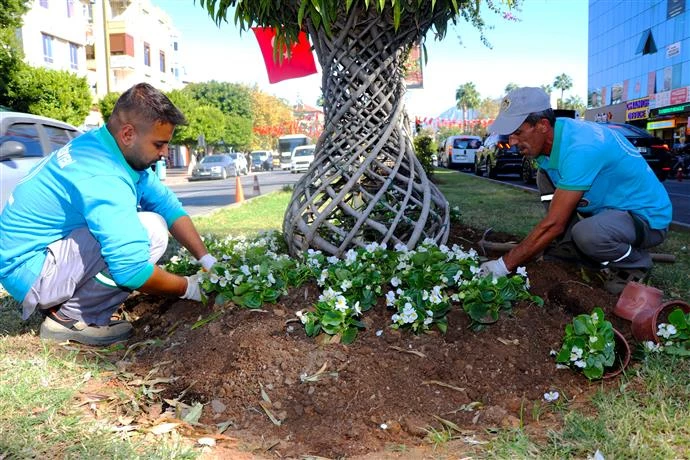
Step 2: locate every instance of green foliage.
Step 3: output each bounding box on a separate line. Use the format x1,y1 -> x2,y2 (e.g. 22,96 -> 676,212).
556,307 -> 616,380
413,133 -> 438,177
98,92 -> 121,123
0,0 -> 28,28
5,67 -> 91,126
200,0 -> 520,49
455,81 -> 481,116
223,112 -> 253,151
652,309 -> 690,356
553,73 -> 573,107
184,81 -> 253,119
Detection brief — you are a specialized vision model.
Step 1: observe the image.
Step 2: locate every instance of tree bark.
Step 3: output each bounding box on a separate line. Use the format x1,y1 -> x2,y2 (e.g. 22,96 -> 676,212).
283,4 -> 449,257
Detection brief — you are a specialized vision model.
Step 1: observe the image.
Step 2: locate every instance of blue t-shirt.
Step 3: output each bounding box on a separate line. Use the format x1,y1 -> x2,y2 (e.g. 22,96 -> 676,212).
0,126 -> 187,303
536,118 -> 672,230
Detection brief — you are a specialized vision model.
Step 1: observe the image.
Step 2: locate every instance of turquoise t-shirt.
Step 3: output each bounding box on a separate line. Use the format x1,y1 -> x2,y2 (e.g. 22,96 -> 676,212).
0,126 -> 188,303
535,118 -> 672,230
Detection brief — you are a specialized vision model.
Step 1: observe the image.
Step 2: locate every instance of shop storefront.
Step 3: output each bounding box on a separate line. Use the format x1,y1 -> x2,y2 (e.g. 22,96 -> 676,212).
648,88 -> 690,149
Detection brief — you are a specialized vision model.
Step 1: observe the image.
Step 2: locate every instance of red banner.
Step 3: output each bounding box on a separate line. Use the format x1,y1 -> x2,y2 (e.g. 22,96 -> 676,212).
252,27 -> 317,84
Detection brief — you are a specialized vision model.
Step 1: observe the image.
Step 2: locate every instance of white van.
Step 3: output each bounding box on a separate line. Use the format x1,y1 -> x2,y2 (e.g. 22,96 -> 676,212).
441,135 -> 482,171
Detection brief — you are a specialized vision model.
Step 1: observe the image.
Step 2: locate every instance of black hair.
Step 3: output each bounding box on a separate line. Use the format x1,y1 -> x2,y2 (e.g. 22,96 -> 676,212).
524,108 -> 555,127
112,82 -> 187,127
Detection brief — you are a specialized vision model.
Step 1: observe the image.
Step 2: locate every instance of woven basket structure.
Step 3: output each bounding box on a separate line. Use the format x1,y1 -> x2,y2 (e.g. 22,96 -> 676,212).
283,5 -> 450,257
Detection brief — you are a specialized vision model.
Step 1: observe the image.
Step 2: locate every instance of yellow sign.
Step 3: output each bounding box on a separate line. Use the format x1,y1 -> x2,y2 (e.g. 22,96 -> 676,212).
646,119 -> 676,130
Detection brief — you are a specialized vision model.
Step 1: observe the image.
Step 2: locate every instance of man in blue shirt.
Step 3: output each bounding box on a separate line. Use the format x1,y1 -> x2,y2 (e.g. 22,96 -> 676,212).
0,83 -> 216,345
479,87 -> 672,294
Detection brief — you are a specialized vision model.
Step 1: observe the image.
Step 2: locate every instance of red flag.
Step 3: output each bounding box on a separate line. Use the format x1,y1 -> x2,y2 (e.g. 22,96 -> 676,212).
252,27 -> 317,84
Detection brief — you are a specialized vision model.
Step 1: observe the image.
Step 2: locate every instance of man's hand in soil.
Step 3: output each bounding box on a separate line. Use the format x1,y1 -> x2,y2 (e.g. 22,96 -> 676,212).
479,257 -> 510,278
181,274 -> 202,301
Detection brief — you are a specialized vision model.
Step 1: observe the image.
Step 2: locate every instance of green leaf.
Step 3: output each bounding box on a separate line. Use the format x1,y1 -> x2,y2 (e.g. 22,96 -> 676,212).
297,0 -> 308,27
321,311 -> 343,327
392,1 -> 401,31
341,328 -> 358,344
242,292 -> 264,309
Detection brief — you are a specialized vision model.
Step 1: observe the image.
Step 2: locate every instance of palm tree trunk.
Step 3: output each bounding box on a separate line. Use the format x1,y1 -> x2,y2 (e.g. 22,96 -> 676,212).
283,5 -> 449,257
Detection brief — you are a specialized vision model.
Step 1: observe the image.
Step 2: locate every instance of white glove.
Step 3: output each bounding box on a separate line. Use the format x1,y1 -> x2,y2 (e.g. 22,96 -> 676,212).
479,257 -> 510,277
198,254 -> 217,271
181,274 -> 202,301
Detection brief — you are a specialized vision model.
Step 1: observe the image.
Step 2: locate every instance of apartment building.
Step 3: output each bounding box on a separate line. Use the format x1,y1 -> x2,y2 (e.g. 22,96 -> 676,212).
17,0 -> 186,100
587,0 -> 689,146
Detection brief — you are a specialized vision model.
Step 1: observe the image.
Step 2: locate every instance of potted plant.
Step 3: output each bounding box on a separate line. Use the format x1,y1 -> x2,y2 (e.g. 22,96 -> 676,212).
649,307 -> 690,356
555,307 -> 631,380
630,300 -> 690,343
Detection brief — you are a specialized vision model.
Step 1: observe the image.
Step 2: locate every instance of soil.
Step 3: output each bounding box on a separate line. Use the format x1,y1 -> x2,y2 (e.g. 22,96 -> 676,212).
118,224 -> 634,459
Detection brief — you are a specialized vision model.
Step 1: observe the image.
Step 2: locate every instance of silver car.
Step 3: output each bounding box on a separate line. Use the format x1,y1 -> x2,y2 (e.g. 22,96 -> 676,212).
0,111 -> 82,213
189,154 -> 235,181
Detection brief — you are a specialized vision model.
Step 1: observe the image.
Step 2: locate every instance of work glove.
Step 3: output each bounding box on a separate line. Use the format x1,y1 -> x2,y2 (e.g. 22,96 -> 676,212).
479,257 -> 510,278
181,274 -> 202,301
198,254 -> 217,271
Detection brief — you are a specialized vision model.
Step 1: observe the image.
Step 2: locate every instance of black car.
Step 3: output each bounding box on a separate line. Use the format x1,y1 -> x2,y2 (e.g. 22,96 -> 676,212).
521,121 -> 673,184
475,133 -> 521,178
250,150 -> 273,171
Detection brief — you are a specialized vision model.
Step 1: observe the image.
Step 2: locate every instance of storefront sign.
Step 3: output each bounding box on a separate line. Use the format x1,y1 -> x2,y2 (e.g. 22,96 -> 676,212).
667,42 -> 681,58
650,86 -> 690,109
657,103 -> 690,115
625,97 -> 649,121
647,119 -> 676,130
670,87 -> 688,105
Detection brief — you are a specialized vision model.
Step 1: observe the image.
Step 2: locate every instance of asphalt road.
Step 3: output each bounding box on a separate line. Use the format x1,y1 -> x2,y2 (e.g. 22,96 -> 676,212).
167,169 -> 303,216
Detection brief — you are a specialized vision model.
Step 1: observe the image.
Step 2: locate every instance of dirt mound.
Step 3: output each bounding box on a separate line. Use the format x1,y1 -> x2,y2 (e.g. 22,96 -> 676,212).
125,224 -> 624,458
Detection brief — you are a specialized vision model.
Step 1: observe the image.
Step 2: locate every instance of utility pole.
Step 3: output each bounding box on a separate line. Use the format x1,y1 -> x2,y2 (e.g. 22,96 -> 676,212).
102,0 -> 111,94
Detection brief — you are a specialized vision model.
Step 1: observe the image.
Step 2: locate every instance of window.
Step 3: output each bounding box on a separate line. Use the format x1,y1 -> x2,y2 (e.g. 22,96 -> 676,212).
69,43 -> 78,69
3,124 -> 43,157
40,0 -> 48,7
636,29 -> 657,55
66,0 -> 74,17
173,41 -> 178,51
42,34 -> 53,63
44,125 -> 76,152
143,42 -> 150,66
159,51 -> 165,73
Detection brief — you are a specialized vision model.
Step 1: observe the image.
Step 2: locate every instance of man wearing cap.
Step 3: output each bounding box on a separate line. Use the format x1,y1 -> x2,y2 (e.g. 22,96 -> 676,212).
479,87 -> 672,294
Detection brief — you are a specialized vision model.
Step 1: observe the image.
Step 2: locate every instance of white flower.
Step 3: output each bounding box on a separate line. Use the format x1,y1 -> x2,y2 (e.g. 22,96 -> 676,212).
234,275 -> 244,284
657,323 -> 677,339
352,301 -> 362,315
439,244 -> 450,254
365,242 -> 379,253
401,303 -> 418,324
590,311 -> 600,322
240,265 -> 251,276
589,335 -> 598,343
574,359 -> 586,368
469,265 -> 481,275
394,243 -> 409,252
380,423 -> 388,430
391,313 -> 401,323
295,310 -> 307,324
570,346 -> 583,362
644,341 -> 662,352
317,269 -> 329,286
334,295 -> 348,312
170,255 -> 180,263
549,349 -> 557,357
267,273 -> 276,285
423,316 -> 433,326
555,364 -> 569,370
543,391 -> 559,402
209,273 -> 219,284
385,290 -> 396,306
422,290 -> 429,301
516,266 -> 528,277
345,249 -> 357,265
219,278 -> 227,288
327,255 -> 339,264
341,279 -> 353,291
376,330 -> 383,337
391,277 -> 401,287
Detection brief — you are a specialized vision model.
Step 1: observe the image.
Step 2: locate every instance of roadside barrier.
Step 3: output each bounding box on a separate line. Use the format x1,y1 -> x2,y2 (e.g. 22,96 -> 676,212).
252,175 -> 261,196
235,175 -> 245,203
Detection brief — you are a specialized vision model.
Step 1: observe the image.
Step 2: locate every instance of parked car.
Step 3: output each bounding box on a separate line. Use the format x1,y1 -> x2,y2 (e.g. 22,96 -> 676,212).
521,122 -> 673,184
250,150 -> 273,171
0,111 -> 82,213
474,134 -> 522,178
290,144 -> 316,173
190,154 -> 237,181
439,135 -> 481,171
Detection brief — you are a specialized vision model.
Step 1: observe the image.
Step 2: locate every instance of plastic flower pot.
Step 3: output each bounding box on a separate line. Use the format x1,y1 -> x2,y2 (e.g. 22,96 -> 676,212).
613,281 -> 663,321
630,300 -> 690,343
602,328 -> 631,380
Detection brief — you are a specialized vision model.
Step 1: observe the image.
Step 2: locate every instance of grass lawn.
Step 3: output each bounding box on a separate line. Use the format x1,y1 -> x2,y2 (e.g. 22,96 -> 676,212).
0,170 -> 688,458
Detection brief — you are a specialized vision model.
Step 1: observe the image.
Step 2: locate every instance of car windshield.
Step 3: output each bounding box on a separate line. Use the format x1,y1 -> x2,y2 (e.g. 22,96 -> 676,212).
251,152 -> 265,160
294,148 -> 315,157
453,139 -> 480,149
604,123 -> 650,138
200,156 -> 225,164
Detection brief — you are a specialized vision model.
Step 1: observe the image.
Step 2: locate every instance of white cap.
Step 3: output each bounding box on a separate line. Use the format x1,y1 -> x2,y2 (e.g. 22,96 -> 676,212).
489,87 -> 552,135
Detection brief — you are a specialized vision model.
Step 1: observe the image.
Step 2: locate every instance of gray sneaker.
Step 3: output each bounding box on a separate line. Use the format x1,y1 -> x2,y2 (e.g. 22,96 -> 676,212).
602,268 -> 650,295
40,316 -> 133,346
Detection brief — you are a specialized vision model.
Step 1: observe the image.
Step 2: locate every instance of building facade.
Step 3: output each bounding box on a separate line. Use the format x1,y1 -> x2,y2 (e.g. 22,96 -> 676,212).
587,0 -> 689,147
17,0 -> 187,101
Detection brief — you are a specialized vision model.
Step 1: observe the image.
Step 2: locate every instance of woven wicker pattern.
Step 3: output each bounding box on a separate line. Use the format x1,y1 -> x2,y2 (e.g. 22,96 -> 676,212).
283,6 -> 449,257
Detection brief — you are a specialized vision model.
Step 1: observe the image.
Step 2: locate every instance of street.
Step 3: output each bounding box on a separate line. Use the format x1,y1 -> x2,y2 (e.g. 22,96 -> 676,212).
167,169 -> 303,216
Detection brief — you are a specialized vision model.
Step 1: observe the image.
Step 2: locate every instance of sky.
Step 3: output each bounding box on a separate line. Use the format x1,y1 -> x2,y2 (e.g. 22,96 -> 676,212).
152,0 -> 589,119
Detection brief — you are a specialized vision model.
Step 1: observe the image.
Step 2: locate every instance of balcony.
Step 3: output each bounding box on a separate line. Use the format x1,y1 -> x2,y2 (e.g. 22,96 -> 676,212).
110,54 -> 136,70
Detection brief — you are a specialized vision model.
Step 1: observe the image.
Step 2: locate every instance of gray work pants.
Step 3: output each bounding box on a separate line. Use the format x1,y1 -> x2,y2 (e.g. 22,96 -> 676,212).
537,169 -> 666,270
21,212 -> 169,325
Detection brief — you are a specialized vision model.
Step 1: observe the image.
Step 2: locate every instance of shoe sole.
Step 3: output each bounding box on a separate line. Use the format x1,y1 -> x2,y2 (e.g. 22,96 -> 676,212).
40,320 -> 133,346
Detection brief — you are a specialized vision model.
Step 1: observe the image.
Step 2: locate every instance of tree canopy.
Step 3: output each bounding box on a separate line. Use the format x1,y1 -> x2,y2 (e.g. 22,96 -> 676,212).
0,0 -> 29,107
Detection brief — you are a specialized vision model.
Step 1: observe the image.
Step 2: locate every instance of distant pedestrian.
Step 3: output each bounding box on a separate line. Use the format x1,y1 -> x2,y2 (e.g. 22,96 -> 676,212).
479,87 -> 672,294
0,83 -> 218,345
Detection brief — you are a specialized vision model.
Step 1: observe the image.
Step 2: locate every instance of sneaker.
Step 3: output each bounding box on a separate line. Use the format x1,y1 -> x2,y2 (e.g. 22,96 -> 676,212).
40,312 -> 133,346
602,268 -> 650,295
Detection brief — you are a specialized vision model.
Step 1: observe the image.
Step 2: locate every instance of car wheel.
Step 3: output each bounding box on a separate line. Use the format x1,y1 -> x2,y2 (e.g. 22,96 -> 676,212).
521,160 -> 535,184
474,158 -> 483,176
